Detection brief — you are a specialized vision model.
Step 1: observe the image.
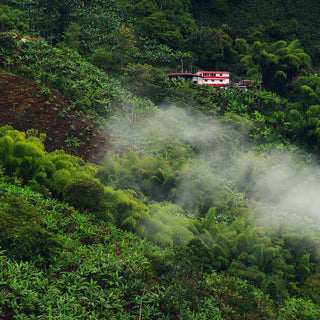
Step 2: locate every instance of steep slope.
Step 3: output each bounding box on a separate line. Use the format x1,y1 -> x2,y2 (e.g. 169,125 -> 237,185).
0,71 -> 110,163
204,0 -> 320,55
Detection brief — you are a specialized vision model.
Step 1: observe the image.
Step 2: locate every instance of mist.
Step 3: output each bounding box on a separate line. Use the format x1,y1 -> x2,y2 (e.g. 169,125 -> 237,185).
108,106 -> 242,161
106,105 -> 320,244
251,152 -> 320,223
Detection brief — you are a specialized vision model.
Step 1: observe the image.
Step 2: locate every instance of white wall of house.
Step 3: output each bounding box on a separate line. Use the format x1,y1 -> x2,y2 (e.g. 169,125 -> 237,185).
193,71 -> 230,86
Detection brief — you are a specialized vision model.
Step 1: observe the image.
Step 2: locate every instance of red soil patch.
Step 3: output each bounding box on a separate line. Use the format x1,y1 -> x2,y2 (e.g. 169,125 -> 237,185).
0,71 -> 109,163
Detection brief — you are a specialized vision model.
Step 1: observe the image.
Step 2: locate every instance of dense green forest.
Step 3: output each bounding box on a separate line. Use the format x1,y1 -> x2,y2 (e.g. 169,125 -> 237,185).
2,0 -> 320,319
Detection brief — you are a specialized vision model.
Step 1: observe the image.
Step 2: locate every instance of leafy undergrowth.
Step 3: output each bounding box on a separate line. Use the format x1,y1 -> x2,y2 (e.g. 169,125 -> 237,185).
0,70 -> 110,163
1,149 -> 320,319
0,178 -> 300,320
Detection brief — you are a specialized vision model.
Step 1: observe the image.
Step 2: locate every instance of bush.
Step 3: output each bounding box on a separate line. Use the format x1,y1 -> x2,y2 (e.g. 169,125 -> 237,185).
16,21 -> 29,31
0,197 -> 63,261
63,179 -> 104,212
90,48 -> 114,70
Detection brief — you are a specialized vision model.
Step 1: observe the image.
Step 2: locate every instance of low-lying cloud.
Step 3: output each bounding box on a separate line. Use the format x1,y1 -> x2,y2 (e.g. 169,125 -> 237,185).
108,106 -> 320,227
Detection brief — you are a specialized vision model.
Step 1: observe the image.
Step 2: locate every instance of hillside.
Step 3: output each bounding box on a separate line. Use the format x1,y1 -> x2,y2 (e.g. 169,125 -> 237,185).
2,0 -> 320,319
0,70 -> 110,162
193,0 -> 320,60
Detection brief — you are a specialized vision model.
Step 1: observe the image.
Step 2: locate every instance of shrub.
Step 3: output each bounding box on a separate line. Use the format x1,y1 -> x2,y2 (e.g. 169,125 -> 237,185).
63,179 -> 104,212
0,197 -> 64,261
16,21 -> 29,31
90,48 -> 114,70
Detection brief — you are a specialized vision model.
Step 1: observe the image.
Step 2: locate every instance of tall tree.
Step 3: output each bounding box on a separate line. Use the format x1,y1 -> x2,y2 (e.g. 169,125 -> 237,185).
241,40 -> 312,94
136,11 -> 182,47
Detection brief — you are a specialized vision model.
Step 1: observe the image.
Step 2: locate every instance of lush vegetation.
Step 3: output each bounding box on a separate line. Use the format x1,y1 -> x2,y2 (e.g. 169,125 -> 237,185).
2,0 -> 320,319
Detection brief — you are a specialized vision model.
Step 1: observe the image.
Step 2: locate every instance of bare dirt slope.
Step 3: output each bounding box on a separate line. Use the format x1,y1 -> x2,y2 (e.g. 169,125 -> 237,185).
0,71 -> 109,163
